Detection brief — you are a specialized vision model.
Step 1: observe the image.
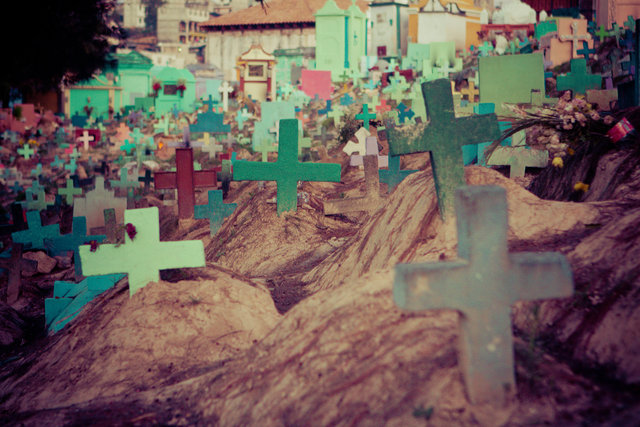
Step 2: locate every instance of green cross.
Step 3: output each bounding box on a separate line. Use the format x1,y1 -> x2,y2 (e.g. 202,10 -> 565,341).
379,155 -> 418,193
234,119 -> 341,215
355,104 -> 377,128
17,145 -> 35,160
194,190 -> 237,236
79,207 -> 205,296
129,128 -> 145,144
12,211 -> 61,250
556,59 -> 601,95
386,79 -> 501,219
595,25 -> 610,41
58,179 -> 83,205
110,168 -> 138,192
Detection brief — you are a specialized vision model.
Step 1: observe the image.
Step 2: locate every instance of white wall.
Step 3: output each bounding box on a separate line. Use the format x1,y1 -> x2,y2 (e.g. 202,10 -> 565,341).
417,13 -> 468,51
206,27 -> 316,81
123,0 -> 146,29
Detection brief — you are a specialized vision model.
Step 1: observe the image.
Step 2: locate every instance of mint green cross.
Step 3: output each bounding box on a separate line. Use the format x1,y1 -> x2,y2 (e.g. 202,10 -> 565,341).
234,119 -> 341,214
386,79 -> 500,219
17,145 -> 35,160
355,104 -> 376,128
58,179 -> 82,205
79,207 -> 205,296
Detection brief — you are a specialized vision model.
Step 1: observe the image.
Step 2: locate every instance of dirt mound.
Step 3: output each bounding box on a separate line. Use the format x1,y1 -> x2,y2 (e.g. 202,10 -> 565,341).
0,270 -> 280,413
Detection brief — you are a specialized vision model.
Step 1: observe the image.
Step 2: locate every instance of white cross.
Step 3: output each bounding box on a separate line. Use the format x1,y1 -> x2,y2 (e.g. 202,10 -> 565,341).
560,21 -> 592,58
218,81 -> 233,112
76,131 -> 94,151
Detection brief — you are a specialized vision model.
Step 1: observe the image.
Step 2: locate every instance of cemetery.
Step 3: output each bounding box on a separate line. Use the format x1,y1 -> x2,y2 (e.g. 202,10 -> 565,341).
0,0 -> 640,424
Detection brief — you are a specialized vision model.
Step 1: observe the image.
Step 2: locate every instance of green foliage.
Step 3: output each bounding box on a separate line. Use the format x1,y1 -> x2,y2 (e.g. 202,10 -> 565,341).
0,0 -> 125,103
338,113 -> 359,146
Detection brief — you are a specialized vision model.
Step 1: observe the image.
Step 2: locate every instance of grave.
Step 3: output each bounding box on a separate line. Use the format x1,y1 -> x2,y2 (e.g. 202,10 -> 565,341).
234,119 -> 341,215
394,186 -> 574,405
487,146 -> 549,178
386,79 -> 501,219
79,207 -> 205,296
556,59 -> 602,95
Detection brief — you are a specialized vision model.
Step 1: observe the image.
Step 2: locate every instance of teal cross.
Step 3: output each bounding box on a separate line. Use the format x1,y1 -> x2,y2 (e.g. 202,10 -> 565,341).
51,156 -> 64,169
17,145 -> 35,160
44,216 -> 105,279
58,179 -> 82,205
610,23 -> 624,42
129,128 -> 145,144
194,190 -> 237,236
386,79 -> 501,219
202,95 -> 216,113
233,119 -> 341,214
65,159 -> 78,175
393,186 -> 573,405
624,15 -> 636,32
577,41 -> 596,60
120,139 -> 136,155
478,41 -> 494,57
30,163 -> 43,178
12,211 -> 61,250
595,25 -> 610,41
556,58 -> 602,95
78,207 -> 205,296
355,104 -> 377,128
379,155 -> 418,192
110,168 -> 138,192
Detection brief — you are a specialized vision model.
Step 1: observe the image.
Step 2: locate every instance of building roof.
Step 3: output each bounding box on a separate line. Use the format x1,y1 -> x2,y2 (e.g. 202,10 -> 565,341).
201,0 -> 368,30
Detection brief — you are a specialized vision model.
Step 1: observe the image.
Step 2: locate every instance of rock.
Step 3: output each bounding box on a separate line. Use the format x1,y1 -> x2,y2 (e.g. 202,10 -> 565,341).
0,301 -> 24,347
23,251 -> 57,274
53,254 -> 73,270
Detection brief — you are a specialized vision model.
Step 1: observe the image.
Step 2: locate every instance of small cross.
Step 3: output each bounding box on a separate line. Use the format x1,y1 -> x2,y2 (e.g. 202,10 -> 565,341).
0,244 -> 37,305
356,104 -> 377,128
234,119 -> 341,214
17,144 -> 35,160
559,21 -> 592,58
218,81 -> 233,112
557,58 -> 602,95
79,207 -> 205,296
393,186 -> 573,405
120,139 -> 136,155
194,190 -> 237,236
154,148 -> 218,219
478,41 -> 494,57
396,102 -> 415,124
595,25 -> 610,42
386,79 -> 501,219
58,179 -> 83,205
379,155 -> 418,193
459,81 -> 480,103
76,130 -> 95,151
138,170 -> 154,192
110,168 -> 138,194
65,158 -> 78,175
350,136 -> 388,168
624,15 -> 636,32
236,108 -> 251,130
129,128 -> 145,144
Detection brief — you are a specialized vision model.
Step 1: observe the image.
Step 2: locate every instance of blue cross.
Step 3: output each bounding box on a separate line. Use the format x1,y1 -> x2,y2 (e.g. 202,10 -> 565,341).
194,190 -> 237,236
577,41 -> 596,60
379,155 -> 418,192
12,211 -> 61,250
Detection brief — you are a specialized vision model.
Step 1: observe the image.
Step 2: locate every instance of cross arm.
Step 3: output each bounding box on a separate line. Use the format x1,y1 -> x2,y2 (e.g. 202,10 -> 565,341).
509,252 -> 573,302
294,163 -> 341,182
154,171 -> 177,190
233,162 -> 280,181
193,170 -> 218,188
394,260 -> 470,310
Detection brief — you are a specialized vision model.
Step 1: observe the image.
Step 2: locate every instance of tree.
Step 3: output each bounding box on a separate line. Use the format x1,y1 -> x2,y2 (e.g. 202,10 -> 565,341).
0,0 -> 124,104
142,0 -> 166,34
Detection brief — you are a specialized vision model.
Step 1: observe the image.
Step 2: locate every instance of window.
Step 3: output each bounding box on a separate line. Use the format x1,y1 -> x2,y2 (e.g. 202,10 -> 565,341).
377,46 -> 387,56
248,64 -> 265,77
164,84 -> 178,95
179,21 -> 186,32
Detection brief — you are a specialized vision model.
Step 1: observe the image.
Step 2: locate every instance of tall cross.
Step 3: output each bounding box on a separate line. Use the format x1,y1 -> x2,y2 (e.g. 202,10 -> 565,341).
386,79 -> 501,219
79,207 -> 205,296
218,81 -> 233,112
154,148 -> 218,219
0,244 -> 37,305
393,186 -> 573,405
194,190 -> 237,236
233,119 -> 341,215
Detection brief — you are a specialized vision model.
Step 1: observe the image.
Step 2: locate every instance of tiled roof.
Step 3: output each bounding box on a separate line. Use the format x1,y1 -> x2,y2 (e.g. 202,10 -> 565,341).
201,0 -> 368,29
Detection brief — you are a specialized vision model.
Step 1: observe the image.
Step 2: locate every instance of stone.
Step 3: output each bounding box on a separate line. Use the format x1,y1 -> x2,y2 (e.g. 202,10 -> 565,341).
23,251 -> 57,274
394,186 -> 574,405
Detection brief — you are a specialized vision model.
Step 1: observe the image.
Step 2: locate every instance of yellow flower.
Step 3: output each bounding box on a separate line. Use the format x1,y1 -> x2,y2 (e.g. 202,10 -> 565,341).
574,182 -> 589,192
552,157 -> 564,168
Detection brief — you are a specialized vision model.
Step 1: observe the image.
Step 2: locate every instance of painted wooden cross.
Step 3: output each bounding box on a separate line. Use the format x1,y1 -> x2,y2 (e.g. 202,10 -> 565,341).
58,179 -> 83,206
386,79 -> 501,219
234,119 -> 341,214
194,190 -> 237,236
76,130 -> 95,151
379,155 -> 418,193
17,144 -> 35,160
487,146 -> 549,178
154,148 -> 218,219
12,211 -> 61,250
218,81 -> 233,112
45,216 -> 105,279
350,136 -> 389,168
460,81 -> 479,103
79,207 -> 206,296
560,21 -> 592,58
324,155 -> 382,215
356,104 -> 377,128
394,186 -> 573,405
556,59 -> 602,95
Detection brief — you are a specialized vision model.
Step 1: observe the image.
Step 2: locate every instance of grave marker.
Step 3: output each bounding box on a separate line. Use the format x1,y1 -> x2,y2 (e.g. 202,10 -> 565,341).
324,155 -> 382,215
0,244 -> 37,305
387,79 -> 501,219
79,207 -> 206,296
58,179 -> 83,205
234,119 -> 341,214
194,190 -> 237,236
393,186 -> 573,405
73,177 -> 127,230
379,155 -> 419,193
487,146 -> 549,178
12,211 -> 61,250
154,148 -> 218,219
556,58 -> 602,95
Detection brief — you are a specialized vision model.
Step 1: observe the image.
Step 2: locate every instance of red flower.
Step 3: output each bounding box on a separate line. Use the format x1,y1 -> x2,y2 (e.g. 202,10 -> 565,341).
153,82 -> 162,92
125,223 -> 137,241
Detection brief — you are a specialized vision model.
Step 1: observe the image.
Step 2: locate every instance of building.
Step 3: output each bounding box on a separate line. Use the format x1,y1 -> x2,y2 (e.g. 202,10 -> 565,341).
123,0 -> 147,29
201,0 -> 368,81
368,0 -> 410,59
157,0 -> 211,44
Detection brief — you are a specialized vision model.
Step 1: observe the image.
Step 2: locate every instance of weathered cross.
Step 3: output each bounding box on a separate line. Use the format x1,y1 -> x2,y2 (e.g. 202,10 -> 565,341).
577,41 -> 596,60
379,154 -> 418,193
386,79 -> 501,219
218,81 -> 233,112
560,21 -> 592,58
0,244 -> 37,305
324,155 -> 382,215
58,179 -> 83,205
76,131 -> 95,151
487,146 -> 549,178
194,190 -> 237,236
154,148 -> 218,219
79,207 -> 205,296
394,186 -> 573,405
73,177 -> 127,230
233,119 -> 341,214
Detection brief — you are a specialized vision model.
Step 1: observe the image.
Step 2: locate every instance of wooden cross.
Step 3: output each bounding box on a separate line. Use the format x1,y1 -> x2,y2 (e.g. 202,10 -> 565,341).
194,190 -> 237,236
73,177 -> 127,230
76,130 -> 95,151
0,244 -> 37,305
556,59 -> 602,95
350,137 -> 388,168
58,179 -> 82,205
233,119 -> 341,214
386,79 -> 501,219
17,144 -> 35,160
379,154 -> 418,193
356,104 -> 377,128
154,148 -> 218,219
487,146 -> 549,178
577,41 -> 596,60
79,207 -> 205,296
12,211 -> 61,250
394,186 -> 573,405
324,155 -> 382,215
560,21 -> 592,58
460,81 -> 479,103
